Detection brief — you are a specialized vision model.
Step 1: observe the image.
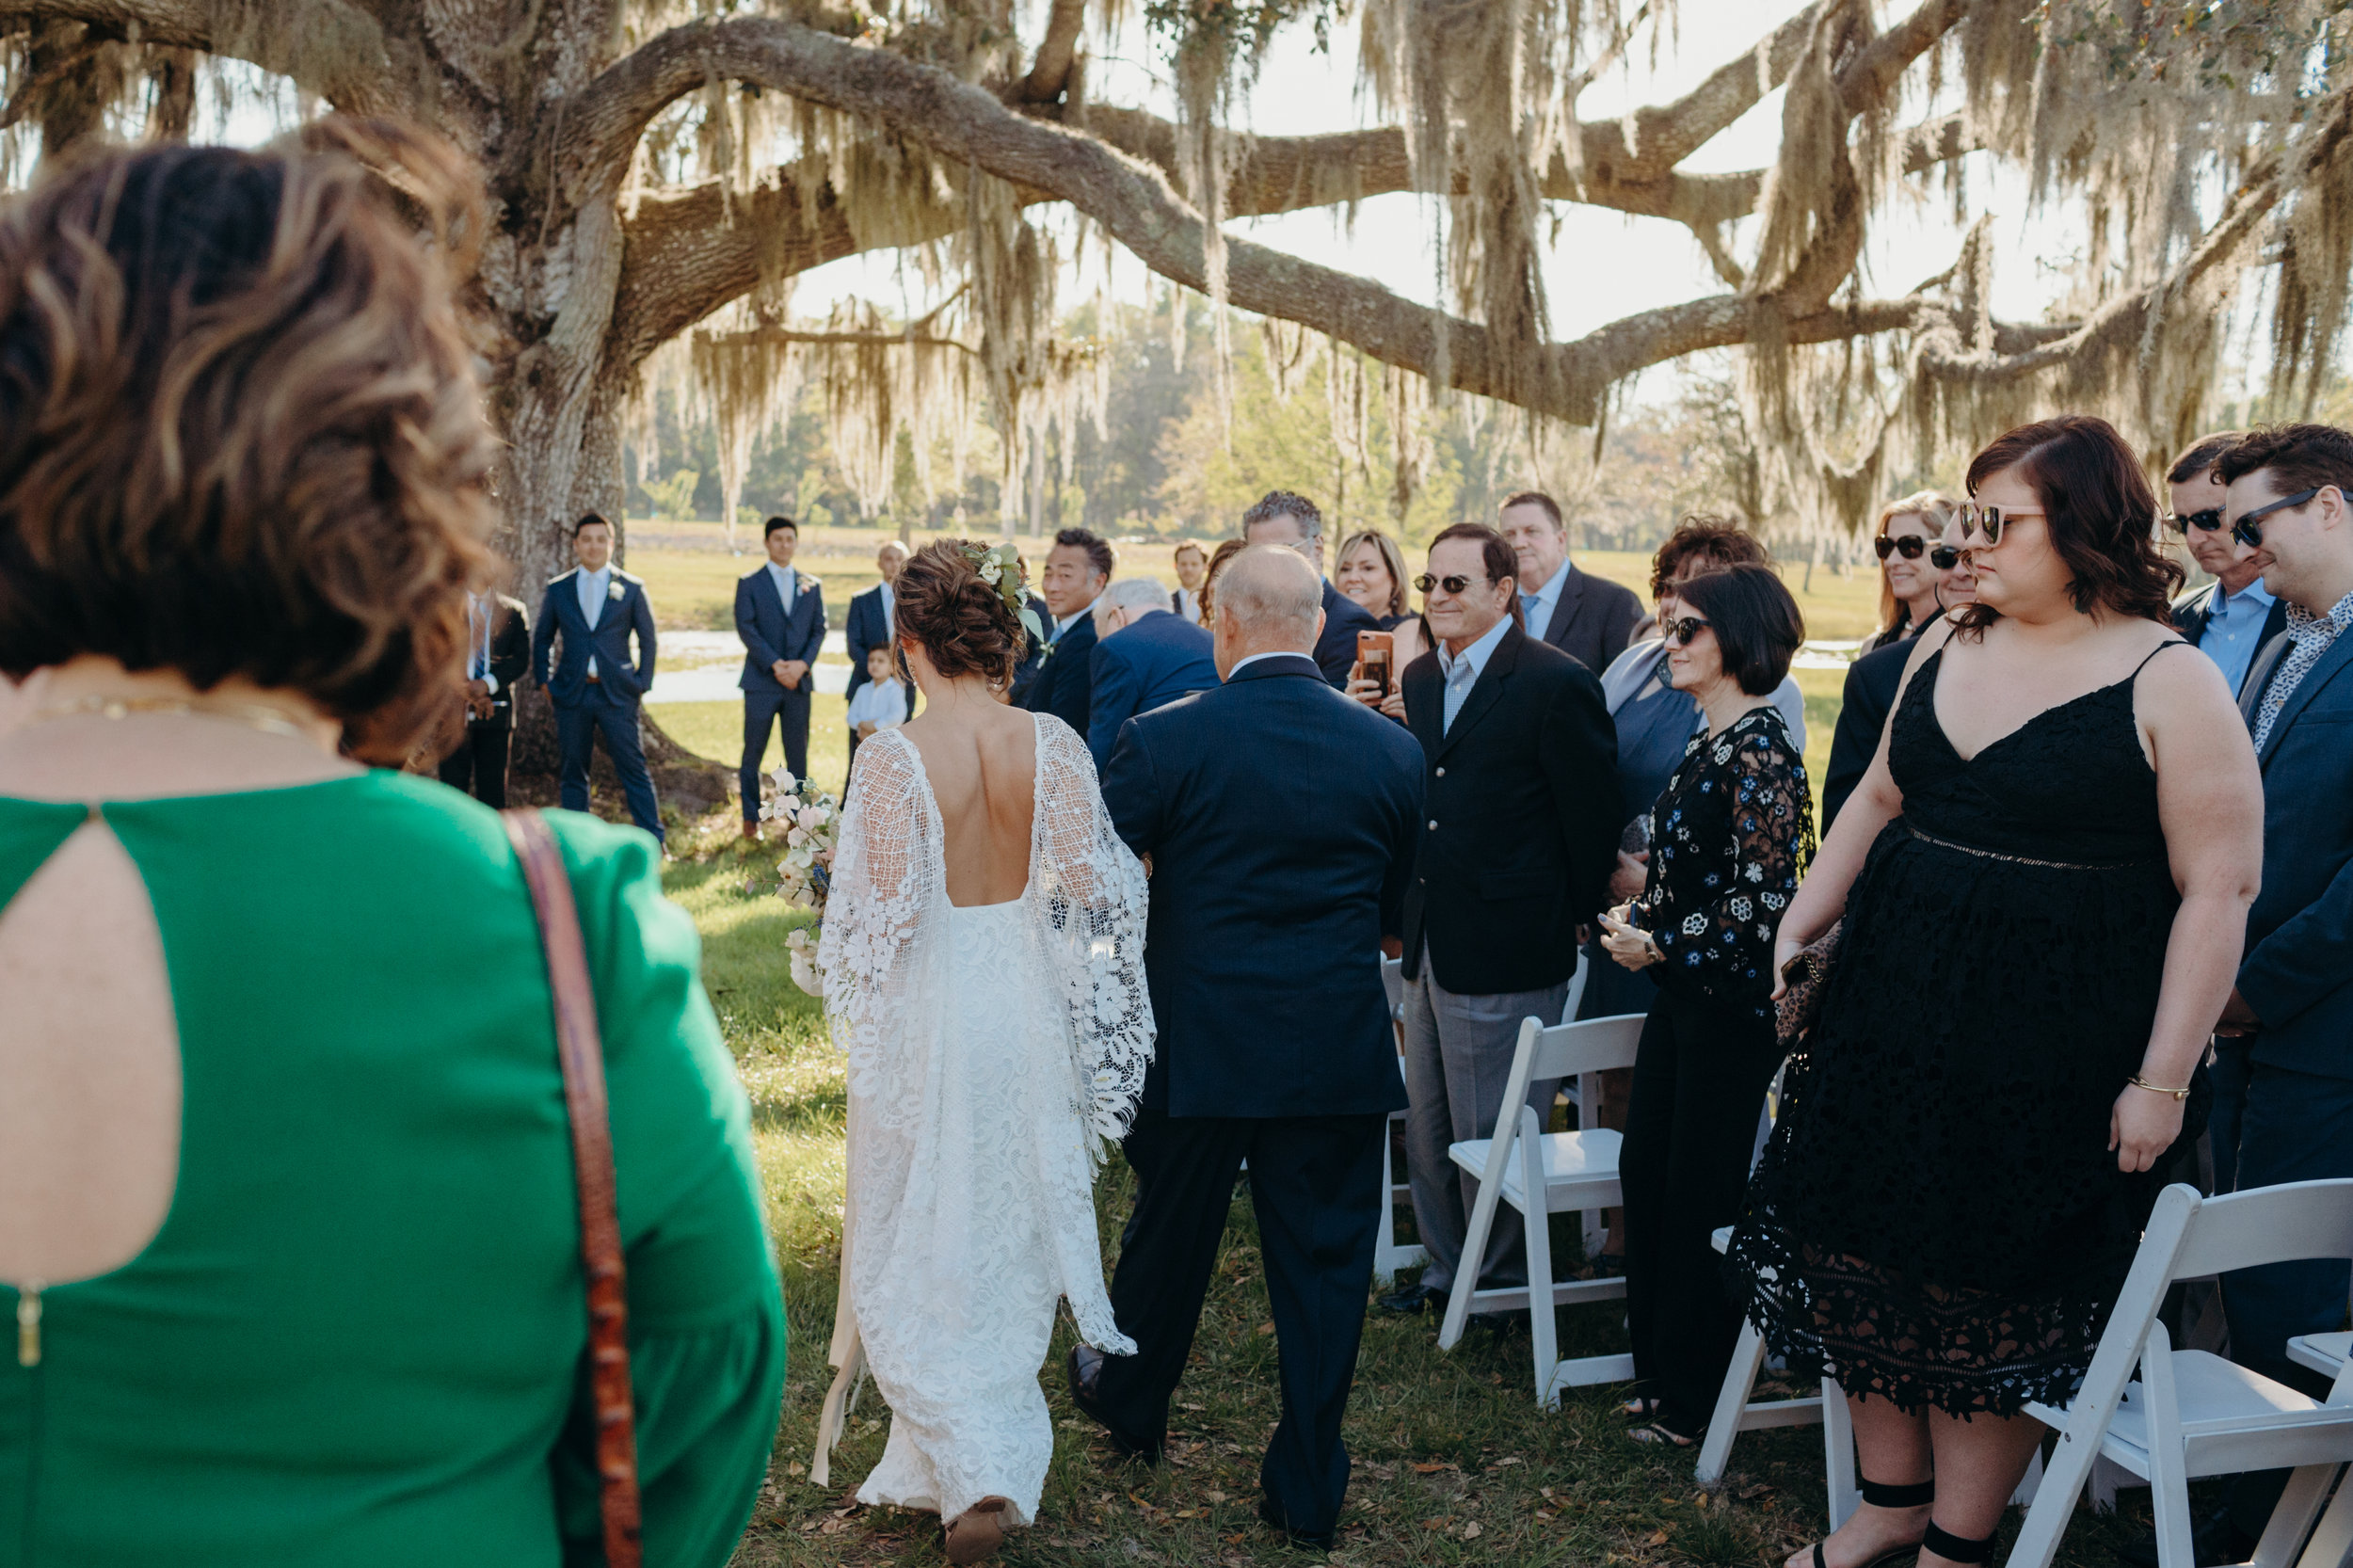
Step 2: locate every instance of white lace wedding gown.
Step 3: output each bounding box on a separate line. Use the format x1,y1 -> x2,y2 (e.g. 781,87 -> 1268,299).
812,712 -> 1153,1527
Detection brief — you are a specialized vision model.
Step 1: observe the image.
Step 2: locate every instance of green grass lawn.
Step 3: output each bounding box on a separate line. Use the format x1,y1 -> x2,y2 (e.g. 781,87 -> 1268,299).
657,652 -> 2156,1568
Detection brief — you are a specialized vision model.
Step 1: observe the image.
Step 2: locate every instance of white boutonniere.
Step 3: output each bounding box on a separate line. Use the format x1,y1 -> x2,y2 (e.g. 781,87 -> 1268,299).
607,580 -> 626,602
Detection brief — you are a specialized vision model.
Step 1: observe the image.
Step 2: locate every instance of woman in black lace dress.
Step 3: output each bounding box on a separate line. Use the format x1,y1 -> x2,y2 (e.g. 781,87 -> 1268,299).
1728,417 -> 2263,1568
1598,563 -> 1813,1446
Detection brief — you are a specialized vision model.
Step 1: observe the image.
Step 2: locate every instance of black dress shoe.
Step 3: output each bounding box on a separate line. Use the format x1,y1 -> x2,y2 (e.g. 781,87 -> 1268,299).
1376,1281 -> 1442,1316
1258,1494 -> 1337,1550
2115,1509 -> 2259,1568
1065,1346 -> 1161,1463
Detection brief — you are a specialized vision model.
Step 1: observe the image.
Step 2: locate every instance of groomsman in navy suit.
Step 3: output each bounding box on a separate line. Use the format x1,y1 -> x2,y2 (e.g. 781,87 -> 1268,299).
841,537 -> 908,788
736,515 -> 826,836
532,512 -> 664,842
1021,527 -> 1112,739
1079,546 -> 1424,1550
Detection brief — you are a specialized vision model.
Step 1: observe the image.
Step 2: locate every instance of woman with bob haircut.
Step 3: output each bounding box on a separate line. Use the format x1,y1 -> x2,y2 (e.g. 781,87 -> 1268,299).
1596,562 -> 1814,1447
0,130 -> 784,1565
1726,415 -> 2262,1568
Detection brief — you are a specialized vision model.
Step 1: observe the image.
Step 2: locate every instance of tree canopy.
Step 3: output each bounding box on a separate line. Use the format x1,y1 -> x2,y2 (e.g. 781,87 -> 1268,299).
5,0 -> 2349,578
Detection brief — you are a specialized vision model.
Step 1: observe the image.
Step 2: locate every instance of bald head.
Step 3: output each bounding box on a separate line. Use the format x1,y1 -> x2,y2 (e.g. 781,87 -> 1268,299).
1212,544 -> 1326,679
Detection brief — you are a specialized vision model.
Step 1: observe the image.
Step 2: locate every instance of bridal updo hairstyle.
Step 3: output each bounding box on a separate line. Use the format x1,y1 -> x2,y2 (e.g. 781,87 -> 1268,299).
1953,414 -> 2182,638
892,540 -> 1026,687
0,120 -> 496,762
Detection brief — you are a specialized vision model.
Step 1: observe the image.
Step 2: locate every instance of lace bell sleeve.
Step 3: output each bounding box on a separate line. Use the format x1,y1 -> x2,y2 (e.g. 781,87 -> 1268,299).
1031,717 -> 1157,1154
813,735 -> 926,1105
1651,716 -> 1816,1002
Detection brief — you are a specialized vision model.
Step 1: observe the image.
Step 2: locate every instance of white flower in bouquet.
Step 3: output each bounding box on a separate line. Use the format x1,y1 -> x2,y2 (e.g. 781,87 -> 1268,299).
752,765 -> 840,997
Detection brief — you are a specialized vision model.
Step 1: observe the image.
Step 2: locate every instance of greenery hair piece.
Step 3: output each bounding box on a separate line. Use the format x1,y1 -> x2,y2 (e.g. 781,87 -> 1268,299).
968,541 -> 1045,643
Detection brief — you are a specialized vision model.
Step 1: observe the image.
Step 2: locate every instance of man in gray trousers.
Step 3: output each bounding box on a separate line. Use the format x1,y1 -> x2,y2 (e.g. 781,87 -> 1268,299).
1369,521 -> 1621,1320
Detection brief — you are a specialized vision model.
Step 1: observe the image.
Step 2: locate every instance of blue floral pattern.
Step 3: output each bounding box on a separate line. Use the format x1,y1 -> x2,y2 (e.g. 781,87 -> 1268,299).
1633,707 -> 1814,1016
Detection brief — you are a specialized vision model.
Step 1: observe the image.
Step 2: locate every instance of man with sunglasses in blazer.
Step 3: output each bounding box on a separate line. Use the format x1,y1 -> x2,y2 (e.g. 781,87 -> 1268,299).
2153,424 -> 2353,1568
2168,430 -> 2288,704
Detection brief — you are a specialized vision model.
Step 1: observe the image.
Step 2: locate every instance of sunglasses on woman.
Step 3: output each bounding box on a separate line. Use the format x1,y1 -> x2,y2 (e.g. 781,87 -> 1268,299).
2165,508 -> 2226,535
1955,503 -> 2045,547
1663,616 -> 1712,648
1874,535 -> 1934,561
2230,488 -> 2322,549
1413,572 -> 1484,595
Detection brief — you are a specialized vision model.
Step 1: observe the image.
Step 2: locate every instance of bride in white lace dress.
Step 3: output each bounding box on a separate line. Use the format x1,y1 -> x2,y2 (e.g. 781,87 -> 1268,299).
812,540 -> 1153,1563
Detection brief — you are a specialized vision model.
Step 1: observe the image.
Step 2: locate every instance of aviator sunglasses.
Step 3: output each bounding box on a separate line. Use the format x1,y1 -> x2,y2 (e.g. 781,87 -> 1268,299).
1414,571 -> 1485,595
2230,488 -> 2323,550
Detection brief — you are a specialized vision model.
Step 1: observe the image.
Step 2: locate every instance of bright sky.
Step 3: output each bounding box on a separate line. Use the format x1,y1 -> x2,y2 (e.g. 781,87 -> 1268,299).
792,0 -> 2237,402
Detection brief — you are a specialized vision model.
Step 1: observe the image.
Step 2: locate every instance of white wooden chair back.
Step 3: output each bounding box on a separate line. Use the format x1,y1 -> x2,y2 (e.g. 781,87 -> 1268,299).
2006,1179 -> 2353,1568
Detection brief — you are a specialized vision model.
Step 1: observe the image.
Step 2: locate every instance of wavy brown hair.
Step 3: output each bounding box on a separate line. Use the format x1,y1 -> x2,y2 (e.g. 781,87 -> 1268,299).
1954,415 -> 2181,638
0,120 -> 496,763
894,540 -> 1025,686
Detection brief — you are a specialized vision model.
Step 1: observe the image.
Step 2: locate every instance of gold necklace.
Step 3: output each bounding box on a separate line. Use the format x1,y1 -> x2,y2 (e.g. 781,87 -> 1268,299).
24,694 -> 319,742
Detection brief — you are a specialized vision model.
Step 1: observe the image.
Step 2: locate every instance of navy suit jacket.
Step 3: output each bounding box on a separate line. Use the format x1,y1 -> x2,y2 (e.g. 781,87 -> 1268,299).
1087,610 -> 1220,773
735,568 -> 826,694
533,569 -> 657,706
1008,593 -> 1053,705
2173,583 -> 2291,698
1022,611 -> 1098,738
1313,579 -> 1380,688
843,583 -> 893,706
2236,626 -> 2353,1080
1101,653 -> 1424,1119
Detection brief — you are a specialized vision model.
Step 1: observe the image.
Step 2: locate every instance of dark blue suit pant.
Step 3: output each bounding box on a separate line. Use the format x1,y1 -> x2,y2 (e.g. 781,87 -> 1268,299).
741,681 -> 809,822
554,688 -> 663,841
1094,1109 -> 1385,1539
2223,1060 -> 2353,1535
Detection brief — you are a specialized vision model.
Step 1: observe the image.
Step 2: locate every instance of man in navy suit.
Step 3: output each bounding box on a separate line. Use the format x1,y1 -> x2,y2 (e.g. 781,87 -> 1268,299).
2195,425 -> 2353,1559
1020,527 -> 1112,738
735,515 -> 827,837
1242,489 -> 1376,687
1085,578 -> 1219,773
532,512 -> 663,842
1076,546 -> 1424,1549
840,538 -> 908,788
2169,430 -> 2289,703
1499,490 -> 1644,675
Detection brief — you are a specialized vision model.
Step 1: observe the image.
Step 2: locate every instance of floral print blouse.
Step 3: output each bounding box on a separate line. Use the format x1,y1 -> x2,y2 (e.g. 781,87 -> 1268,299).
1633,706 -> 1816,1016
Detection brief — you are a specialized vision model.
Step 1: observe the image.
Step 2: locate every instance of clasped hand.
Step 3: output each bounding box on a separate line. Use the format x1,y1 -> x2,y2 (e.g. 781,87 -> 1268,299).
774,659 -> 809,690
1597,904 -> 1663,970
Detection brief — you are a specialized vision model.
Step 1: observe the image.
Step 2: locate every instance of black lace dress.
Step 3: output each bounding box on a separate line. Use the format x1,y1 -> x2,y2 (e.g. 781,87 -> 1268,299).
1726,646 -> 2203,1415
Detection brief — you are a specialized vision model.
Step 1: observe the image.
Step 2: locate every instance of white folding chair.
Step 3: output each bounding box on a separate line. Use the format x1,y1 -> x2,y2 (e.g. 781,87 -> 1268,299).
2290,1334 -> 2351,1382
2006,1180 -> 2353,1568
1374,956 -> 1427,1284
1435,1012 -> 1646,1407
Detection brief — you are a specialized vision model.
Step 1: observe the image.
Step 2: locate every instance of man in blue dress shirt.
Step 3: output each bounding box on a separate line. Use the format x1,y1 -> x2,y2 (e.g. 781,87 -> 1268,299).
2169,432 -> 2289,706
532,513 -> 664,843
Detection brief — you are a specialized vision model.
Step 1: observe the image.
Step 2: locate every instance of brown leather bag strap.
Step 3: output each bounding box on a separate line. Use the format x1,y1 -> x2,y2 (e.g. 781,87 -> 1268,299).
504,809 -> 644,1568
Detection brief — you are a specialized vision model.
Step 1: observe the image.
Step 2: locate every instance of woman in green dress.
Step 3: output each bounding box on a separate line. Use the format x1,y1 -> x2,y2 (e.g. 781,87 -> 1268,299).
0,127 -> 785,1564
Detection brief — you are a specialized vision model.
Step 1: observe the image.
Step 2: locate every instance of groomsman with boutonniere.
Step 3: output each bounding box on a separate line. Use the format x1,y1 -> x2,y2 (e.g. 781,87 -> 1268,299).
736,515 -> 826,840
1021,527 -> 1113,739
532,511 -> 664,845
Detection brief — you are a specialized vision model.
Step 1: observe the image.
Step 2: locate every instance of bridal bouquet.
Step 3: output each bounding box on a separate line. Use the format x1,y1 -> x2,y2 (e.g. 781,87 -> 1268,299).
757,766 -> 839,996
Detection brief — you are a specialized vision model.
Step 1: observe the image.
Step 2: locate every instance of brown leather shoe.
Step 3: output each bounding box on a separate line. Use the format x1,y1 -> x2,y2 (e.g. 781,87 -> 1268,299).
740,820 -> 760,841
945,1496 -> 1009,1564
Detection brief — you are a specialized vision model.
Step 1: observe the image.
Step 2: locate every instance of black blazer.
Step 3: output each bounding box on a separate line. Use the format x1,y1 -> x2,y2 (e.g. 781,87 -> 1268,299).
2172,582 -> 2291,697
1314,579 -> 1380,688
1400,620 -> 1623,995
734,568 -> 825,693
460,594 -> 533,731
1538,565 -> 1644,676
1821,635 -> 1913,833
1100,654 -> 1425,1118
1021,610 -> 1098,739
1009,592 -> 1053,705
2236,627 -> 2353,1080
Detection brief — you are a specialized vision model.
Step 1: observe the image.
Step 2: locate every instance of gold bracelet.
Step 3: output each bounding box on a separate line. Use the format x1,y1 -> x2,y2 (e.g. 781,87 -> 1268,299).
2127,1075 -> 2191,1101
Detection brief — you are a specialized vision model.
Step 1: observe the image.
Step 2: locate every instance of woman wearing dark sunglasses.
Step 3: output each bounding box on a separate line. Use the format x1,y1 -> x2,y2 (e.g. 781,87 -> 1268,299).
1861,490 -> 1961,654
1726,415 -> 2262,1568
